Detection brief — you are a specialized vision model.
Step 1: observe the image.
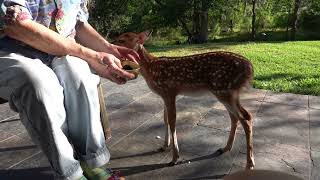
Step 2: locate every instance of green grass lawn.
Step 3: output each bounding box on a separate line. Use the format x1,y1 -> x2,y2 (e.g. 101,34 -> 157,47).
145,41 -> 320,96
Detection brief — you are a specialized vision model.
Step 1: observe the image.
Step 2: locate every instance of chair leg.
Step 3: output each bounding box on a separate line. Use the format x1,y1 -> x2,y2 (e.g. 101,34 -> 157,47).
98,83 -> 112,140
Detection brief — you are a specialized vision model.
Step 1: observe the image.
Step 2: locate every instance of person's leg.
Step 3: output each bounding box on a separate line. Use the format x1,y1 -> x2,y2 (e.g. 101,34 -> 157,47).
0,51 -> 83,180
51,55 -> 110,168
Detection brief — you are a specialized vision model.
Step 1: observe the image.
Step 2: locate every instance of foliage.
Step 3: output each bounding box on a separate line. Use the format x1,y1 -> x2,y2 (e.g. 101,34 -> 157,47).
299,0 -> 320,39
88,0 -> 320,41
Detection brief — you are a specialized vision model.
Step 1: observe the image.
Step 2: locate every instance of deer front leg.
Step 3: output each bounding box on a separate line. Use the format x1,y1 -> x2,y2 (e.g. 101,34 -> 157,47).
163,96 -> 179,166
159,107 -> 171,152
239,115 -> 255,170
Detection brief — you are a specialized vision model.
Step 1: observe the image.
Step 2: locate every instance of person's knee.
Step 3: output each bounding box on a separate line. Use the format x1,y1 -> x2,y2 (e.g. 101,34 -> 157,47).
7,61 -> 64,112
15,62 -> 64,99
52,56 -> 100,89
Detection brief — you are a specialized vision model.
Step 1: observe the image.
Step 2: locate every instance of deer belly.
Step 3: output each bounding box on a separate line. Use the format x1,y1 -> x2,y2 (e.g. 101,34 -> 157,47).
180,89 -> 212,97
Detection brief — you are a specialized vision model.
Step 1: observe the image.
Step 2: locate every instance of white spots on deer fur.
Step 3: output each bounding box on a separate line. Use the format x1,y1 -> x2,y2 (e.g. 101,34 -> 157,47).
152,71 -> 156,76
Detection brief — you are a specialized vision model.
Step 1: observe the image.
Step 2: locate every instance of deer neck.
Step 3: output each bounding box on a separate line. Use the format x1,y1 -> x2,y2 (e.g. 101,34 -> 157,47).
137,46 -> 158,78
139,58 -> 155,79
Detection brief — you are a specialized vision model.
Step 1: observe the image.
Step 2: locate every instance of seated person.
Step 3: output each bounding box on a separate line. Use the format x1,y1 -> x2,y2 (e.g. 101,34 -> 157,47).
0,0 -> 139,179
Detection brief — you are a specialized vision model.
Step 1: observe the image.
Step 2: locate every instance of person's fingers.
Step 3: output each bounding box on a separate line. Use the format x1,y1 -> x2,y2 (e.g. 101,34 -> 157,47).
125,54 -> 138,64
128,49 -> 140,61
120,47 -> 140,62
109,62 -> 135,79
97,65 -> 126,84
107,73 -> 126,84
114,45 -> 140,61
114,59 -> 123,69
108,48 -> 123,60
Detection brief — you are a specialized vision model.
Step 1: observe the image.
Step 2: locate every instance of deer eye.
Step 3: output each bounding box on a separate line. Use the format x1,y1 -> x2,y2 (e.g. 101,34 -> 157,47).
117,40 -> 125,43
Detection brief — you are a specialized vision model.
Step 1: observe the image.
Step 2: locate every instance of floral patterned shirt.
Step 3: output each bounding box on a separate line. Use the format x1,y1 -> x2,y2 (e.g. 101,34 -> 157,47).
0,0 -> 89,64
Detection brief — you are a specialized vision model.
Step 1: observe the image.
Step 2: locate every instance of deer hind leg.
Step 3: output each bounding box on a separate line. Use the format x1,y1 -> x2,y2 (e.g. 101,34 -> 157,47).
159,106 -> 171,152
163,96 -> 179,166
215,91 -> 254,170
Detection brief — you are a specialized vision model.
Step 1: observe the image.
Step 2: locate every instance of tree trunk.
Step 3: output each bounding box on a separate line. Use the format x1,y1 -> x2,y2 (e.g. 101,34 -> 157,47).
251,0 -> 256,41
199,0 -> 209,42
193,0 -> 201,35
285,9 -> 291,41
291,0 -> 301,41
190,0 -> 209,44
244,0 -> 247,15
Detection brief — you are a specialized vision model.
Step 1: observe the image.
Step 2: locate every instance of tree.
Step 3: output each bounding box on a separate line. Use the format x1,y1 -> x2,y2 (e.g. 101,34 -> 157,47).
88,0 -> 131,36
291,0 -> 301,40
189,0 -> 210,43
251,0 -> 257,41
87,0 -> 320,42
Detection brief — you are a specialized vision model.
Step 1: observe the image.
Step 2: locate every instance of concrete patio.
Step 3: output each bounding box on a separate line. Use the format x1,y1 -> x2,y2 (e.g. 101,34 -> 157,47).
0,76 -> 319,180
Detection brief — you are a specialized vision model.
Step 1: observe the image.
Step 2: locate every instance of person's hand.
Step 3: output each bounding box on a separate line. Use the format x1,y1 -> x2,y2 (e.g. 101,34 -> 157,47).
107,44 -> 140,64
93,52 -> 136,84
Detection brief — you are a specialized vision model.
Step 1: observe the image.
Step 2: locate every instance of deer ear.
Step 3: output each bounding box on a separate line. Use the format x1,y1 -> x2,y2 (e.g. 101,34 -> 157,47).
138,30 -> 152,44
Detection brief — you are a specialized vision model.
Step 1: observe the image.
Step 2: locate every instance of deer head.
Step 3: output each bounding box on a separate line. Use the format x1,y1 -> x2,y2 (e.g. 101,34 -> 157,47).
113,30 -> 152,50
114,31 -> 156,74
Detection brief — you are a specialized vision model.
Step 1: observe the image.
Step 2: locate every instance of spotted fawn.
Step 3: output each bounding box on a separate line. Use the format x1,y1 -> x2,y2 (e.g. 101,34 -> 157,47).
114,31 -> 255,169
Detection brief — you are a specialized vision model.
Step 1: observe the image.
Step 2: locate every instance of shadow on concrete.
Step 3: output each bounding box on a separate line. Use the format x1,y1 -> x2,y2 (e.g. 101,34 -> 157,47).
112,150 -> 224,176
177,174 -> 226,180
110,150 -> 163,161
0,145 -> 38,152
0,167 -> 53,180
112,163 -> 169,176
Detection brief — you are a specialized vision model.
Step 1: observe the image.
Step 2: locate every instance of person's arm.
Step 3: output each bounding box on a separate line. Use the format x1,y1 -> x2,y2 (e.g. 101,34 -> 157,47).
6,19 -> 98,61
75,21 -> 139,63
2,5 -> 134,84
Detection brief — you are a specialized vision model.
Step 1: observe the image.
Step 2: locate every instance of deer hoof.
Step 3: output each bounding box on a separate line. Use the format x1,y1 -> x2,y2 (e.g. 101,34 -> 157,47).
215,148 -> 225,155
158,147 -> 169,152
246,162 -> 255,170
168,161 -> 178,166
246,165 -> 254,170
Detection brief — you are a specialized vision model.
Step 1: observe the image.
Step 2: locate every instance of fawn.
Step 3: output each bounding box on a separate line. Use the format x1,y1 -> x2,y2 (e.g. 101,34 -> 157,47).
114,31 -> 255,169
